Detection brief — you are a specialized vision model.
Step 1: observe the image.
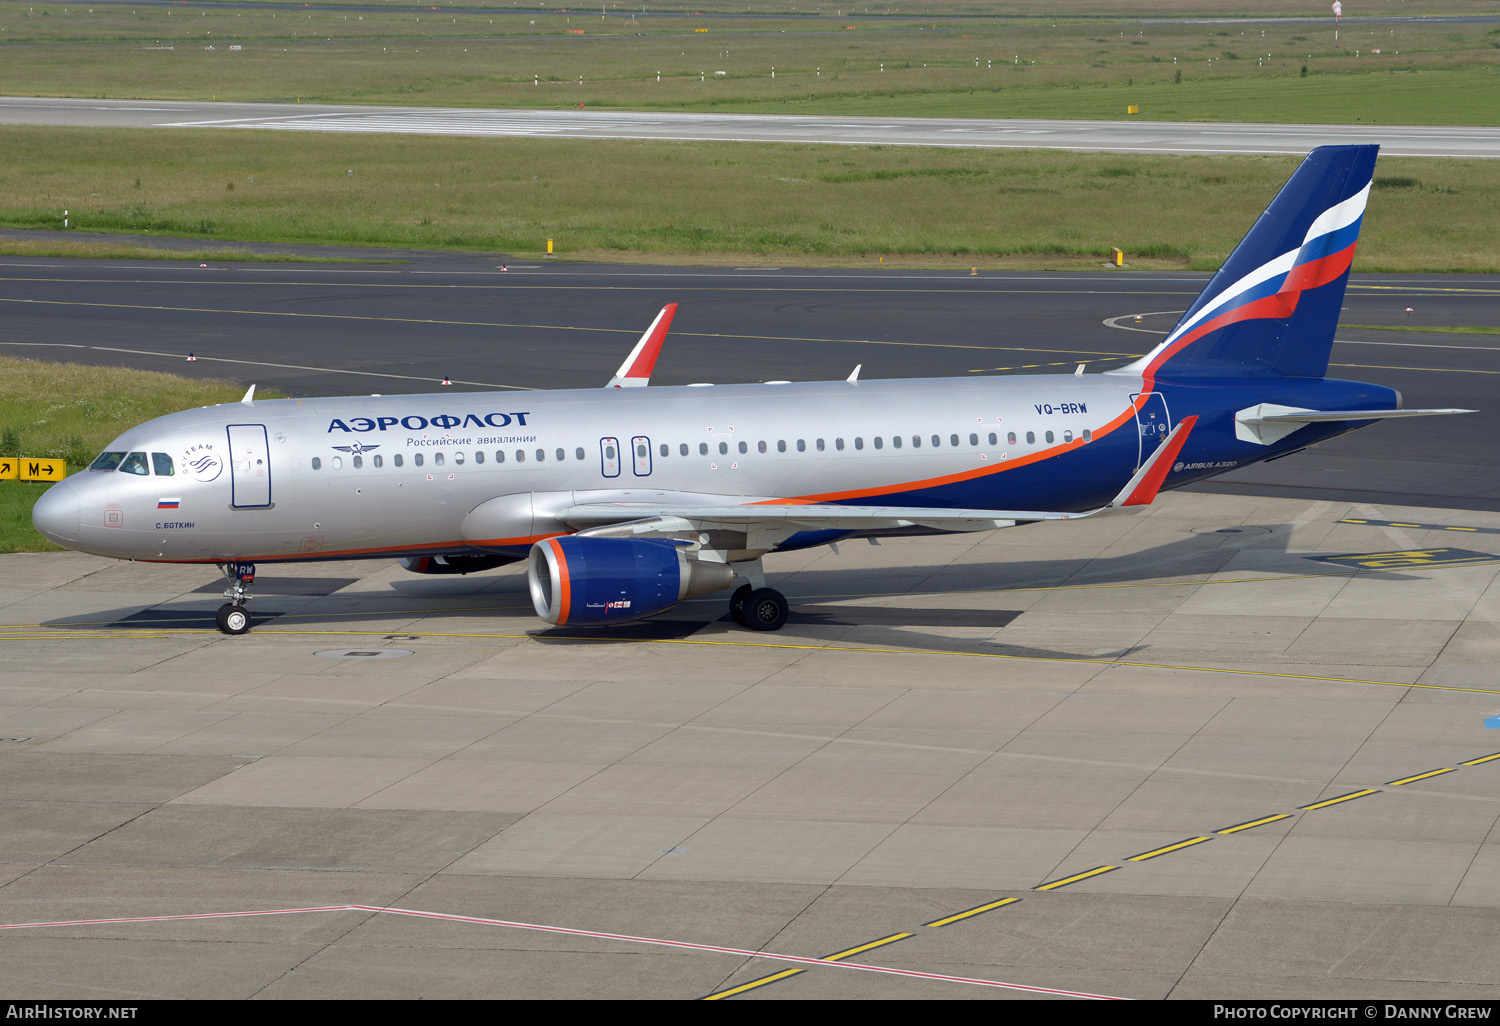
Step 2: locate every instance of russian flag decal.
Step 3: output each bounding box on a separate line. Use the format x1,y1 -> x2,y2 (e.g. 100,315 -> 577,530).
157,498 -> 180,509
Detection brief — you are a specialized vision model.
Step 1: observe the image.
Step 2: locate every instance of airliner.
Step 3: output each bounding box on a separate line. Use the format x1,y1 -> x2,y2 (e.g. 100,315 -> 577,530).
31,145 -> 1469,635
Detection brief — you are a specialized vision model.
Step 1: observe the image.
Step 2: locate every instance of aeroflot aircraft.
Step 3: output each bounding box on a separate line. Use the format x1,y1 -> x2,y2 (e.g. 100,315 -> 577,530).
33,145 -> 1469,635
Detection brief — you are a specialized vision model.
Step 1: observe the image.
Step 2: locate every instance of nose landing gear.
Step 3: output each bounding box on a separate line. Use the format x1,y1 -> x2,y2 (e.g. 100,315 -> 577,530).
215,562 -> 255,635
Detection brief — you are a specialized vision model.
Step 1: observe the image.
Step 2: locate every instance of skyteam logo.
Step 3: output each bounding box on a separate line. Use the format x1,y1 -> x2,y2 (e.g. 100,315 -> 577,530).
328,411 -> 531,433
181,443 -> 223,483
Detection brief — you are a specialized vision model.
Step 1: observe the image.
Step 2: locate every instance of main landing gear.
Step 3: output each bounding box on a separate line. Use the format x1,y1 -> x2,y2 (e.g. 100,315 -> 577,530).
728,583 -> 790,632
215,562 -> 255,635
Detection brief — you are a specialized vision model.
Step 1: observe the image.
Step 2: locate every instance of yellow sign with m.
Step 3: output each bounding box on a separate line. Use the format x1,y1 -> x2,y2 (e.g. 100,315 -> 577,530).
19,458 -> 67,482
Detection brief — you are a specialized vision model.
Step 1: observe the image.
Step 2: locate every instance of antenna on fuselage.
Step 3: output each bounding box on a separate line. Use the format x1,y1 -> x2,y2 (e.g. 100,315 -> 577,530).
846,364 -> 862,384
241,385 -> 256,405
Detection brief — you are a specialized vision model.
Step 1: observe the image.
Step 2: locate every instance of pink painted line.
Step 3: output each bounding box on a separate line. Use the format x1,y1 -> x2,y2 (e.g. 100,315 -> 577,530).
0,903 -> 1124,1000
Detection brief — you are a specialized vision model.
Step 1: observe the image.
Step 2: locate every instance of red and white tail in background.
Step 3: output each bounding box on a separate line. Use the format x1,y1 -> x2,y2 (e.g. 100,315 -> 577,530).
606,303 -> 677,388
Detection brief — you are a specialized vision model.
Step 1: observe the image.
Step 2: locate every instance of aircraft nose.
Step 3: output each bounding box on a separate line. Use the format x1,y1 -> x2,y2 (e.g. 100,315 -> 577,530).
32,477 -> 81,546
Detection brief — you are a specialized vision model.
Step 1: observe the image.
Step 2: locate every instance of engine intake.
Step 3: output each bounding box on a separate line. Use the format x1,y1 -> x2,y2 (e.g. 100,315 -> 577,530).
528,535 -> 734,625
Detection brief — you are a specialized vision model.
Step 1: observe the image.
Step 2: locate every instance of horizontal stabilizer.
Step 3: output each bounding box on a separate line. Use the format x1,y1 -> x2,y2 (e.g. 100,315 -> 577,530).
1235,403 -> 1474,445
606,303 -> 677,388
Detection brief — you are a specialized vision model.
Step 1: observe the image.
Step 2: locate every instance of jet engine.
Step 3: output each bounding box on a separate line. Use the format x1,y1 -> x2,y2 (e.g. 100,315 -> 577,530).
399,553 -> 521,575
527,535 -> 735,626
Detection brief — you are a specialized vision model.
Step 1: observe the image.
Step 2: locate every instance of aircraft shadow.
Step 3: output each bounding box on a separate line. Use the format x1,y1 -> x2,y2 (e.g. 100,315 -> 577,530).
43,523 -> 1402,659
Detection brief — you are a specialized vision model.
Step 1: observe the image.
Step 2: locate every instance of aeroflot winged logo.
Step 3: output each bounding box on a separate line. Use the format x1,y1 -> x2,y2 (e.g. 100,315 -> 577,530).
328,411 -> 532,433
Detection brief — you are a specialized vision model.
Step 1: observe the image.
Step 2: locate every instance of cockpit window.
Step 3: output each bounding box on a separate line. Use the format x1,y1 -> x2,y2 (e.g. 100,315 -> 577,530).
151,453 -> 175,476
119,452 -> 150,476
89,451 -> 127,472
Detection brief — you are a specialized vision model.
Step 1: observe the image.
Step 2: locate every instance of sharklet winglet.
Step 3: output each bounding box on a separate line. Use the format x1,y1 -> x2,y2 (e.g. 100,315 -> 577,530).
1113,416 -> 1198,509
607,304 -> 677,388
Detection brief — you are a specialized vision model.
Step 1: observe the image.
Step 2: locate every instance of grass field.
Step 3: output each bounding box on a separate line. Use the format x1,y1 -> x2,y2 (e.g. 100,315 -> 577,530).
1,126 -> 1495,271
0,356 -> 286,552
1,2 -> 1496,123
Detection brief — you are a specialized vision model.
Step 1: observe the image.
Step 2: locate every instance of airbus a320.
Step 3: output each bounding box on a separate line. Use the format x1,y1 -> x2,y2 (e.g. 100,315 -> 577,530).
32,145 -> 1469,634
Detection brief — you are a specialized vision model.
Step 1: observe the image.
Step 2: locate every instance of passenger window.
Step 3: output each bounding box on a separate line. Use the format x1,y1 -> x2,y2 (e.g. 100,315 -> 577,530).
515,450 -> 525,463
758,440 -> 767,454
353,456 -> 363,469
454,451 -> 465,465
415,454 -> 424,467
576,447 -> 585,460
931,435 -> 941,447
311,457 -> 322,470
680,443 -> 690,456
1026,432 -> 1035,445
912,436 -> 921,448
120,452 -> 150,475
969,433 -> 979,446
778,440 -> 786,453
1063,430 -> 1074,443
1083,429 -> 1092,443
332,456 -> 343,470
1045,431 -> 1055,444
1007,432 -> 1017,445
473,451 -> 483,465
394,454 -> 403,467
951,434 -> 960,447
375,454 -> 385,468
558,448 -> 567,462
853,437 -> 863,451
835,438 -> 844,451
873,437 -> 882,450
434,453 -> 445,466
660,443 -> 669,457
151,453 -> 175,476
988,433 -> 997,446
797,439 -> 806,452
536,449 -> 545,462
892,435 -> 902,449
494,450 -> 504,463
738,441 -> 748,454
89,451 -> 127,472
605,444 -> 616,460
719,442 -> 728,455
699,442 -> 709,455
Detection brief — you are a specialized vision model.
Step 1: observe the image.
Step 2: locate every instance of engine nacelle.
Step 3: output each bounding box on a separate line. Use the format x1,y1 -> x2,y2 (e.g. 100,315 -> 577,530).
399,553 -> 521,575
527,536 -> 735,626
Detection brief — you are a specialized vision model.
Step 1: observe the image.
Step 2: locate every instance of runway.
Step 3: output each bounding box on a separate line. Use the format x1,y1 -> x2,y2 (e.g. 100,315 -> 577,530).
2,249 -> 1500,999
4,96 -> 1500,158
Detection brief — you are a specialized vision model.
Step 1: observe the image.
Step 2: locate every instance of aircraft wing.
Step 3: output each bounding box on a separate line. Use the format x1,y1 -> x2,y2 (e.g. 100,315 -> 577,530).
562,418 -> 1197,544
606,304 -> 677,388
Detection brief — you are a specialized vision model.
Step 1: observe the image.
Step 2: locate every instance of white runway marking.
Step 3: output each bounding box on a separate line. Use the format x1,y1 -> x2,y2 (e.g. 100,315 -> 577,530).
0,902 -> 1124,999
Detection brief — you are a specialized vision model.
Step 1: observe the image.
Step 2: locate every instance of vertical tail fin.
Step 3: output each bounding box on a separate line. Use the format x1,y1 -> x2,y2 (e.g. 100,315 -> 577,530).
1117,145 -> 1378,384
